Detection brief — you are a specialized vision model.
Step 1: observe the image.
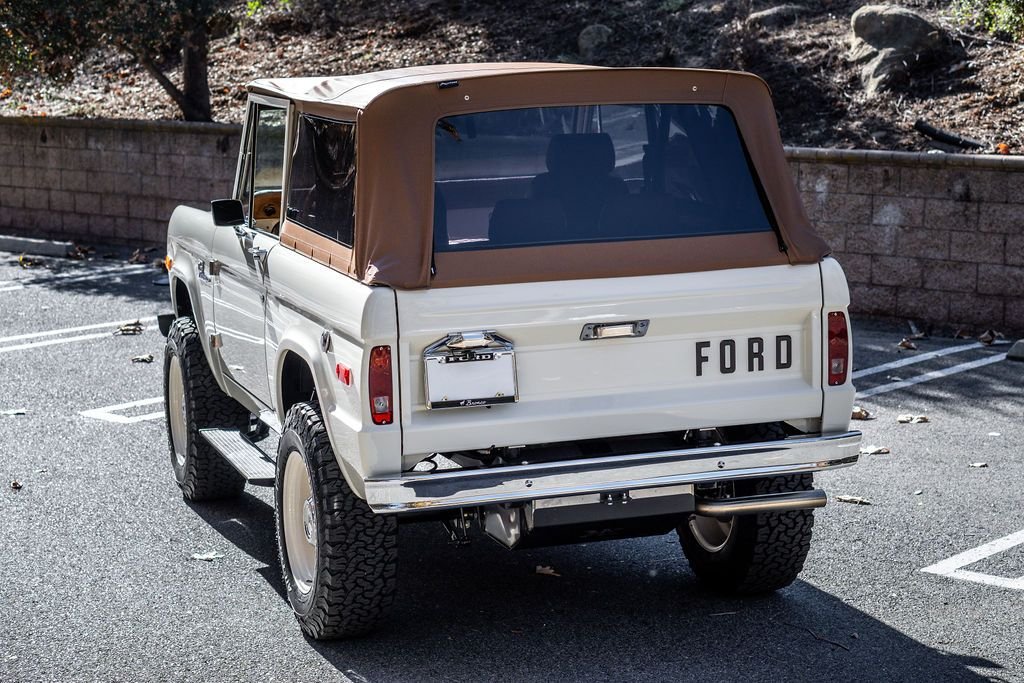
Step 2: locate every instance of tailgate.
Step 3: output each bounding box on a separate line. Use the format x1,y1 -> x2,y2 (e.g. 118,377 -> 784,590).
396,264 -> 823,456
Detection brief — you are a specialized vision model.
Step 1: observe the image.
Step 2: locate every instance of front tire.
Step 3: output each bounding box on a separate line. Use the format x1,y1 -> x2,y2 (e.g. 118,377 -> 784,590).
679,474 -> 815,594
164,317 -> 250,501
275,401 -> 397,639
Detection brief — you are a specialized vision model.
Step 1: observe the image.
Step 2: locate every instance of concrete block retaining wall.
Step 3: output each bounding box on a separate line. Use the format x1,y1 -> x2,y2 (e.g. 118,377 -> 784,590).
0,117 -> 239,246
789,147 -> 1024,332
0,116 -> 1021,331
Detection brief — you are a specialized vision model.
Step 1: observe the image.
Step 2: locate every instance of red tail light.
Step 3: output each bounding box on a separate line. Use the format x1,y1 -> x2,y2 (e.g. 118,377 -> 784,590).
827,311 -> 849,386
368,346 -> 393,425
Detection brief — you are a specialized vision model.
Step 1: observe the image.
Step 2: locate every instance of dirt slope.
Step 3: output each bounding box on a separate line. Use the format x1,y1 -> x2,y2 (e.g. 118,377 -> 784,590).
2,0 -> 1021,152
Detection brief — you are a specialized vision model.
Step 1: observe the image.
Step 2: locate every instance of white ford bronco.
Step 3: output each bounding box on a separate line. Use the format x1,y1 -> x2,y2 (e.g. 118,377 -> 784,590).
163,64 -> 862,639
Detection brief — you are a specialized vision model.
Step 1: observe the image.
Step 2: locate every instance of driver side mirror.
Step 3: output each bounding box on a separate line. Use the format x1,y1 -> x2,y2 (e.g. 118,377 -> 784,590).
211,198 -> 245,226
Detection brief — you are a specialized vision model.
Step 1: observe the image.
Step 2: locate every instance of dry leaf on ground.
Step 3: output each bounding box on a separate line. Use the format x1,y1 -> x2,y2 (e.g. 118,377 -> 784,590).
897,338 -> 918,350
977,330 -> 1004,345
191,551 -> 225,561
128,248 -> 149,264
113,320 -> 145,336
907,321 -> 926,339
859,445 -> 891,455
851,406 -> 874,420
535,565 -> 561,577
66,245 -> 94,260
836,495 -> 872,505
131,354 -> 155,363
18,253 -> 42,268
897,414 -> 929,424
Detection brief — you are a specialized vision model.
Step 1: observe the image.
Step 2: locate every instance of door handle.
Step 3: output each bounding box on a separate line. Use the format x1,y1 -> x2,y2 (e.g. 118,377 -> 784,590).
580,320 -> 650,340
248,246 -> 268,262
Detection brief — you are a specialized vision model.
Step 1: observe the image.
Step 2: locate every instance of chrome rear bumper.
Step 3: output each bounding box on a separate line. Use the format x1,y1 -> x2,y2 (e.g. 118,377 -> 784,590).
365,431 -> 861,514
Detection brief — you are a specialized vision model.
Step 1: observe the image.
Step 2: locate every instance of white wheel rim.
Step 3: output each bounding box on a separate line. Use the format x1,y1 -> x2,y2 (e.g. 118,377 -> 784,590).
167,355 -> 188,469
283,450 -> 317,594
688,514 -> 735,553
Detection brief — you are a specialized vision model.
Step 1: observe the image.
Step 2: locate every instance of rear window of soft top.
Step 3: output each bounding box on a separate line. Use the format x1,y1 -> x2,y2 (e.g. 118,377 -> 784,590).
433,103 -> 775,252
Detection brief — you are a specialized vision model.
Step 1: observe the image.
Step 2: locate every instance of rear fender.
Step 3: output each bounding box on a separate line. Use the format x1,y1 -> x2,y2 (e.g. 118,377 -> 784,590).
273,334 -> 366,499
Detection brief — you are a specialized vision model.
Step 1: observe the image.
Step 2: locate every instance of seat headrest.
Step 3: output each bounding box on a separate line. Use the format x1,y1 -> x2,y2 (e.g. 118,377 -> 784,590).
546,133 -> 616,175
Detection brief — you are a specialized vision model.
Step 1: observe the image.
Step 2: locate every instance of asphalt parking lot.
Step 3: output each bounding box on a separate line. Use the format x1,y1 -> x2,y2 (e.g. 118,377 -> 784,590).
1,252 -> 1022,683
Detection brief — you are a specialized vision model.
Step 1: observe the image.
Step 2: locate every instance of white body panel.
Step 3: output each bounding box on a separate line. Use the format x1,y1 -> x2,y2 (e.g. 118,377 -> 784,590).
819,257 -> 857,433
166,206 -> 232,391
168,208 -> 402,494
212,227 -> 278,406
263,247 -> 400,490
396,264 -> 825,460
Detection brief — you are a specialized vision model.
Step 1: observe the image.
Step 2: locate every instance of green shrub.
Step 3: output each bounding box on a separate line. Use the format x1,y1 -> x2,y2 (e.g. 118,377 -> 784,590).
956,0 -> 1024,40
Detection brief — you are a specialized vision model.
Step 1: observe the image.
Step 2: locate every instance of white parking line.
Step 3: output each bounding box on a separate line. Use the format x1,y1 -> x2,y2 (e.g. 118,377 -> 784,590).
0,316 -> 157,353
852,342 -> 984,380
921,529 -> 1024,590
857,353 -> 1007,398
0,317 -> 157,344
80,397 -> 165,424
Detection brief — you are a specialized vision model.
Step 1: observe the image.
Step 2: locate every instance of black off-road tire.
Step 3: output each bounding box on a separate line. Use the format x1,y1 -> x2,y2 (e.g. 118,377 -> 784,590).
719,421 -> 788,444
163,317 -> 250,501
275,401 -> 397,639
679,474 -> 815,594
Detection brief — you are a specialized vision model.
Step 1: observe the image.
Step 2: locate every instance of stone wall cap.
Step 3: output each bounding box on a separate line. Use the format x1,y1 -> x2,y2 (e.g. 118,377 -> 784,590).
785,145 -> 1024,170
0,115 -> 240,136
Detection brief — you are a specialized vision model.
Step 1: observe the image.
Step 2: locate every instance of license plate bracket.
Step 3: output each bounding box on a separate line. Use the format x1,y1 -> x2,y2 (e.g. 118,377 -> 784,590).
423,332 -> 519,409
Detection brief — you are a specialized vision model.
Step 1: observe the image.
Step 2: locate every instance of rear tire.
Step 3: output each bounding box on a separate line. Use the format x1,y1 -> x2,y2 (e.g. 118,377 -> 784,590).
164,317 -> 250,501
275,401 -> 397,639
679,474 -> 815,594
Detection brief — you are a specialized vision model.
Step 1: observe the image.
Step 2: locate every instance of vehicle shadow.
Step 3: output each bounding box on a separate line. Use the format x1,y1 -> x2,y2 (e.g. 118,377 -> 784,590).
184,490 -> 1006,681
185,492 -> 287,600
1,254 -> 168,307
294,523 -> 1003,682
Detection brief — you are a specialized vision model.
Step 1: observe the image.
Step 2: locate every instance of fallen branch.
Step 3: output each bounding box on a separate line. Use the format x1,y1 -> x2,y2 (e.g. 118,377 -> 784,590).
913,119 -> 986,150
784,622 -> 851,651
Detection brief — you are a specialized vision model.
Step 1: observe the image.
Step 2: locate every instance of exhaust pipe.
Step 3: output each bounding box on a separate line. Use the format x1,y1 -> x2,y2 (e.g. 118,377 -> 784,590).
694,489 -> 827,517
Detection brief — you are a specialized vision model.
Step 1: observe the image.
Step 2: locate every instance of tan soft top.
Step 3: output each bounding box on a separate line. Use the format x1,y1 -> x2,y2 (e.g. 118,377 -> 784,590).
249,64 -> 830,289
248,63 -> 592,111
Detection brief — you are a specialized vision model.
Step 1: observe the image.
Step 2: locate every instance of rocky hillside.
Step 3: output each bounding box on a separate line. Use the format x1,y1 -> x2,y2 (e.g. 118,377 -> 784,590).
3,0 -> 1021,152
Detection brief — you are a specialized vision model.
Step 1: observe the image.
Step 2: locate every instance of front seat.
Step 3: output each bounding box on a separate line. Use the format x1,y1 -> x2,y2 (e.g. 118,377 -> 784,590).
530,133 -> 627,240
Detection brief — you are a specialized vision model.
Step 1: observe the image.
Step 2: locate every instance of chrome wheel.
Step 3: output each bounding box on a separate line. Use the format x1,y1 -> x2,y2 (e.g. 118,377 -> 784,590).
283,450 -> 317,594
167,354 -> 187,469
688,514 -> 735,553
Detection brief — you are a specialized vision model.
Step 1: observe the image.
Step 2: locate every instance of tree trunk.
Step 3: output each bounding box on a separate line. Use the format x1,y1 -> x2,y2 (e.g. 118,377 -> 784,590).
180,22 -> 212,122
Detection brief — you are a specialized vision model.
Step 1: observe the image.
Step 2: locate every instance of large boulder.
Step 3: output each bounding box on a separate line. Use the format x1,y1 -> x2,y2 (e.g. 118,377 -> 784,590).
849,5 -> 965,96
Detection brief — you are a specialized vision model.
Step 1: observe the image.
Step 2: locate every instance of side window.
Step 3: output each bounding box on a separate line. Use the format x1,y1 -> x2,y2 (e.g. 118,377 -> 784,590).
286,115 -> 356,247
238,104 -> 286,233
